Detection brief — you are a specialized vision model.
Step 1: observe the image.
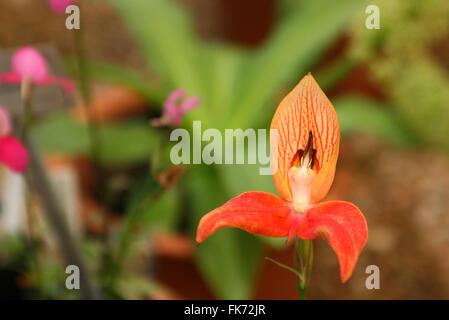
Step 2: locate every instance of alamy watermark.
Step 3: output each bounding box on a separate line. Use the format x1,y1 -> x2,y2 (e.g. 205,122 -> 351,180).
365,4 -> 380,29
169,121 -> 278,175
365,265 -> 380,290
65,5 -> 80,30
65,264 -> 80,290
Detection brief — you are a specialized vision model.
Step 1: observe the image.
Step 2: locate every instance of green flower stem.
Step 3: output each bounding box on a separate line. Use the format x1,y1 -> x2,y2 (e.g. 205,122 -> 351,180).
265,238 -> 314,300
294,238 -> 314,300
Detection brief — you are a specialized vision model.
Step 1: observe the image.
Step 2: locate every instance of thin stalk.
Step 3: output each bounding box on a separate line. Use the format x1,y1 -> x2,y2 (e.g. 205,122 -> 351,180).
19,79 -> 43,297
265,257 -> 304,283
294,238 -> 314,300
74,19 -> 102,178
20,78 -> 32,138
73,16 -> 110,280
74,15 -> 101,165
23,176 -> 43,298
104,184 -> 165,295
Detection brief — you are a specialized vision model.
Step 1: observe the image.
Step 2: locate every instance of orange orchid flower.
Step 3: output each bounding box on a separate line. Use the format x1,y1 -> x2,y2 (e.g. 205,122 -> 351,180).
196,73 -> 368,283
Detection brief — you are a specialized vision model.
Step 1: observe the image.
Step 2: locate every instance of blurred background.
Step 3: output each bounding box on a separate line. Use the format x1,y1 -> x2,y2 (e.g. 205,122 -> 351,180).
0,0 -> 448,299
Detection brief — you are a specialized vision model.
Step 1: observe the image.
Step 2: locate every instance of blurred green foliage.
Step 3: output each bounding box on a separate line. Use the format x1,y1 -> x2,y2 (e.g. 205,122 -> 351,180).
33,112 -> 162,167
349,0 -> 449,152
335,96 -> 416,148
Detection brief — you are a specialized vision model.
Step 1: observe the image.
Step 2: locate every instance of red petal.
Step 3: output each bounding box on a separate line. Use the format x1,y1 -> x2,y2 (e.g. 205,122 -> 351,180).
0,72 -> 22,84
297,201 -> 368,283
0,136 -> 29,173
36,75 -> 74,94
196,191 -> 293,243
270,73 -> 339,202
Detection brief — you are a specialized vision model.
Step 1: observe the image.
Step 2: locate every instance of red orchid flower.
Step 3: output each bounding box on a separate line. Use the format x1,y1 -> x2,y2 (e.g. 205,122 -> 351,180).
0,106 -> 29,173
0,47 -> 73,94
196,74 -> 368,283
151,89 -> 201,128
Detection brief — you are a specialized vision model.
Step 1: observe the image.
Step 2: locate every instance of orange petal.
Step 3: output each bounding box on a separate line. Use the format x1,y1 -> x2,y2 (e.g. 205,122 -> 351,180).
196,192 -> 293,243
310,140 -> 339,203
297,201 -> 368,283
270,73 -> 339,202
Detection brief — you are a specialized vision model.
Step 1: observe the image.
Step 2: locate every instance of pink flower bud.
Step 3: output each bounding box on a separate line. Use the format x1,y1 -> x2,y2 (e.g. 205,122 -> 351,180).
12,47 -> 48,82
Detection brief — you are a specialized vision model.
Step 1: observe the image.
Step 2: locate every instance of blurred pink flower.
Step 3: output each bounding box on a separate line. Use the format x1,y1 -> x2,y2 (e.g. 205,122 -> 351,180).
48,0 -> 78,14
0,47 -> 74,94
151,89 -> 201,127
0,106 -> 28,173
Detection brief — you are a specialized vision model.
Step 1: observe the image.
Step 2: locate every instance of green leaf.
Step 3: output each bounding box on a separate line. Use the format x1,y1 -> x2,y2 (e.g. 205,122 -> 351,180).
109,0 -> 206,96
33,112 -> 90,154
231,0 -> 361,128
126,176 -> 180,232
141,188 -> 179,231
197,45 -> 246,128
217,163 -> 276,195
98,121 -> 161,167
186,166 -> 263,299
33,112 -> 162,167
315,56 -> 358,91
335,96 -> 416,147
66,59 -> 166,104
